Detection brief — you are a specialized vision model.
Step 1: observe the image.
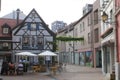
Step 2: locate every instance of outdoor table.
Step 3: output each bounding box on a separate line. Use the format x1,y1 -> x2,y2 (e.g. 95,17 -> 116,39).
50,66 -> 57,75
32,65 -> 41,72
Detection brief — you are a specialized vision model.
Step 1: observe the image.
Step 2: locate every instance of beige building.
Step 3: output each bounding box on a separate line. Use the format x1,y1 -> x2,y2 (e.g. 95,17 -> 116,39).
57,0 -> 102,68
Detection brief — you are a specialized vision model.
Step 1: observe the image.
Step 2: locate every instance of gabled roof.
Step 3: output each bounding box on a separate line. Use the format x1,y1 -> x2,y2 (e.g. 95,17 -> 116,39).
13,8 -> 55,36
0,18 -> 22,37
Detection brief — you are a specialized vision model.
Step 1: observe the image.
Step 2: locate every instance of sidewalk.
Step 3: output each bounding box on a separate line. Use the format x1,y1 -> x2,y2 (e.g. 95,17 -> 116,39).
0,64 -> 105,80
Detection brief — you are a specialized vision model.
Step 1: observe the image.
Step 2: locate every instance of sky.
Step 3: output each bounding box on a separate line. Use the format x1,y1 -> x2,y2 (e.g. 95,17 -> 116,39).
0,0 -> 96,28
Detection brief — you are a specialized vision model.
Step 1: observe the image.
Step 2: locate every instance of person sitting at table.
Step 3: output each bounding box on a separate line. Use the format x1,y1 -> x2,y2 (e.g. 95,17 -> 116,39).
8,62 -> 15,75
16,62 -> 24,75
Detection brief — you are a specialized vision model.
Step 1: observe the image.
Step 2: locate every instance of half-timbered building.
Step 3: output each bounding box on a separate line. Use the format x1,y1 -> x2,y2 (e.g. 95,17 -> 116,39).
12,9 -> 56,62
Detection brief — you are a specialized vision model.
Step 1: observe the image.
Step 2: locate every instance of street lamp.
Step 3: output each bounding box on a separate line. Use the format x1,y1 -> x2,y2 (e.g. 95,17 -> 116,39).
101,11 -> 115,24
102,11 -> 108,22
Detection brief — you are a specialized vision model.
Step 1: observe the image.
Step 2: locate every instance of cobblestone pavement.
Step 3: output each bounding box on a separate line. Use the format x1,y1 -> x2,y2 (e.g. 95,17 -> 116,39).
54,64 -> 105,80
0,64 -> 105,80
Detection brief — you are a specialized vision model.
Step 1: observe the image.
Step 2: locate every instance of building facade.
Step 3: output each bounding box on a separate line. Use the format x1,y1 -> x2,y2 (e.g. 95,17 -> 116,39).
12,9 -> 56,62
92,0 -> 101,68
100,0 -> 115,78
75,10 -> 93,66
0,9 -> 56,63
57,1 -> 102,68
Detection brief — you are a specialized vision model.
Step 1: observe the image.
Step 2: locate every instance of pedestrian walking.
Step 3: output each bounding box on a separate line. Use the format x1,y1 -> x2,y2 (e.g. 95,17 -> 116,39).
63,63 -> 67,72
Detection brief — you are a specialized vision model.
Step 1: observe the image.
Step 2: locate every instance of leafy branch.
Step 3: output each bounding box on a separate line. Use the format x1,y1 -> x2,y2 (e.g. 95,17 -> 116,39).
56,36 -> 84,42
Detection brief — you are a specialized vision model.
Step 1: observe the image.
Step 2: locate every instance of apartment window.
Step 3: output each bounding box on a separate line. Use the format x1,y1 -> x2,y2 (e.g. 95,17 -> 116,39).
90,14 -> 93,25
94,9 -> 98,25
87,17 -> 90,26
80,24 -> 82,32
83,22 -> 85,31
94,28 -> 99,43
88,33 -> 91,44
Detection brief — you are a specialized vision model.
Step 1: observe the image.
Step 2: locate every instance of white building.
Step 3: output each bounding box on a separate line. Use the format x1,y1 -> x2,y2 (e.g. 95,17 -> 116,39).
100,0 -> 115,79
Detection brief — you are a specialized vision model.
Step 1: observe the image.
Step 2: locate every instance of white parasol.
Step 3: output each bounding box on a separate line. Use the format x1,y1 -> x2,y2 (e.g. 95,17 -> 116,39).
38,50 -> 57,56
15,51 -> 37,56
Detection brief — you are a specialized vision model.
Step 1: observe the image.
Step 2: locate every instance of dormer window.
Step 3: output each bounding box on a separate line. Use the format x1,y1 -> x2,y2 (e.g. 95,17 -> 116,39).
2,23 -> 10,34
3,27 -> 9,34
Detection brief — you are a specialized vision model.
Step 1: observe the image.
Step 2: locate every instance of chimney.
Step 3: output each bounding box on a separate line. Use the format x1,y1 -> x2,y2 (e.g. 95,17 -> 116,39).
16,8 -> 20,25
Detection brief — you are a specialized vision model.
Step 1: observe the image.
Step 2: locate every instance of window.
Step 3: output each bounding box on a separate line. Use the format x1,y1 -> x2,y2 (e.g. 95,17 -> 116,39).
3,27 -> 9,34
31,23 -> 36,30
32,36 -> 35,47
88,33 -> 91,44
80,22 -> 85,32
83,22 -> 85,31
110,10 -> 113,23
37,35 -> 44,49
2,24 -> 10,34
22,36 -> 30,49
80,24 -> 82,32
23,36 -> 29,44
94,9 -> 98,25
38,36 -> 43,44
3,43 -> 8,47
94,28 -> 99,43
88,17 -> 90,26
